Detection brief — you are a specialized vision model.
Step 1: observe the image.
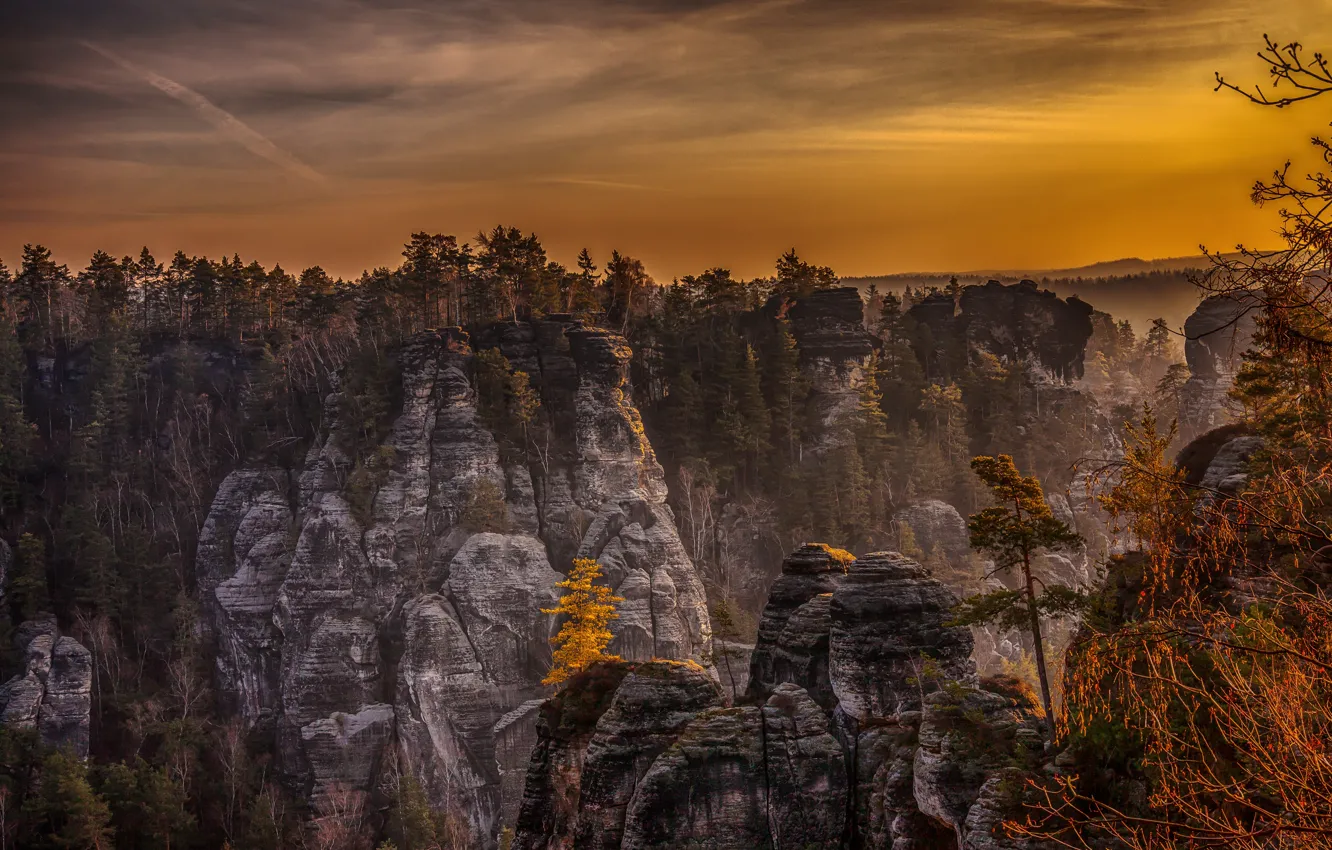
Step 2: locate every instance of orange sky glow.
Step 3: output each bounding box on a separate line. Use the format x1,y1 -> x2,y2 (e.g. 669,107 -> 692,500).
2,0 -> 1329,282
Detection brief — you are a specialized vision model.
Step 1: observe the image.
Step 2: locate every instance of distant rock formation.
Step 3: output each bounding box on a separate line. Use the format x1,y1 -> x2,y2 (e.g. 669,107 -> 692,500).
786,286 -> 876,443
514,546 -> 1051,849
894,499 -> 971,564
907,280 -> 1095,382
196,320 -> 713,845
1178,294 -> 1259,440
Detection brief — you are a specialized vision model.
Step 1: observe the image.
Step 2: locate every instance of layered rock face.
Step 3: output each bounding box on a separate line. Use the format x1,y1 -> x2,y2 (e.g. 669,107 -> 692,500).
515,663 -> 845,850
829,553 -> 977,720
787,287 -> 876,442
908,281 -> 1095,382
196,320 -> 712,844
1178,295 -> 1259,440
0,616 -> 93,759
517,547 -> 1047,849
893,500 -> 971,565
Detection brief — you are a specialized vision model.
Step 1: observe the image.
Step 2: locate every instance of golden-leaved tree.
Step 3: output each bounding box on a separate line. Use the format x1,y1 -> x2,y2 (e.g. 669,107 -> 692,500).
542,559 -> 624,686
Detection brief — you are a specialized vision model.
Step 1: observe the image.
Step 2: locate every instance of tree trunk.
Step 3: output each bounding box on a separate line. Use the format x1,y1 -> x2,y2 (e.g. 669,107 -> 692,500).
1023,555 -> 1056,743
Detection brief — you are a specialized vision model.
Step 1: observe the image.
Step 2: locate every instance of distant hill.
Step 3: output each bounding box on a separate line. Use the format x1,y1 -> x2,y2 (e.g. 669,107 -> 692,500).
842,253 -> 1252,332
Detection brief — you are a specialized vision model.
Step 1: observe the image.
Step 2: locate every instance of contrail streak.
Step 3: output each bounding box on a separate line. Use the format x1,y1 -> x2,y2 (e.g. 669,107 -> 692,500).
81,40 -> 327,184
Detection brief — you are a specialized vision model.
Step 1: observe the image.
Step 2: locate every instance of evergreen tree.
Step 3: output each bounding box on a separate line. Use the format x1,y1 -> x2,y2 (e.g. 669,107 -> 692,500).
773,249 -> 836,298
0,308 -> 32,516
14,245 -> 70,349
920,382 -> 971,507
603,251 -> 653,333
22,749 -> 114,850
762,317 -> 808,467
950,455 -> 1084,739
80,251 -> 130,332
289,266 -> 340,336
382,772 -> 463,850
12,533 -> 50,621
97,759 -> 195,850
401,232 -> 463,329
474,226 -> 549,322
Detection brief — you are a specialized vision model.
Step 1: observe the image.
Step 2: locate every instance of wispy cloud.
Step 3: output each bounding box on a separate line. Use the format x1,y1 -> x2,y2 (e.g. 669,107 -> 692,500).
0,0 -> 1326,280
79,40 -> 327,185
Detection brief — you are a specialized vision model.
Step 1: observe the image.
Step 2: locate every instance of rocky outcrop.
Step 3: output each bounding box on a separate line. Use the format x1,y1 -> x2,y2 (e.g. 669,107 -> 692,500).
516,667 -> 845,850
914,684 -> 1045,846
787,287 -> 875,443
512,663 -> 635,850
196,467 -> 291,731
621,683 -> 847,849
830,553 -> 977,720
572,662 -> 724,848
746,543 -> 848,707
0,618 -> 93,758
894,500 -> 971,565
1178,295 -> 1259,439
1198,434 -> 1263,496
908,281 -> 1094,382
196,321 -> 713,845
516,547 -> 1046,849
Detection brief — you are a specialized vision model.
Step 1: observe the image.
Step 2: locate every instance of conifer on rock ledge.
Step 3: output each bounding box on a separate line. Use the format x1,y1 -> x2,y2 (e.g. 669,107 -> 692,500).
542,559 -> 625,686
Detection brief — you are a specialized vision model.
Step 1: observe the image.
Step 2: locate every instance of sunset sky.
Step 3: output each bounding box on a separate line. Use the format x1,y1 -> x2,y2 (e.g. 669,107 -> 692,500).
2,0 -> 1330,282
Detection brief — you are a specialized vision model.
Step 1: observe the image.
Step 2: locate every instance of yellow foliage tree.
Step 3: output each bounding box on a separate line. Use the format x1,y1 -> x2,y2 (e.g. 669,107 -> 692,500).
542,558 -> 624,686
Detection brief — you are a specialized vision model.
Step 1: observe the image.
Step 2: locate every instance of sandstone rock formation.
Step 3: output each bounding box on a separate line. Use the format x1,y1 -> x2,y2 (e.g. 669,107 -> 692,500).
907,280 -> 1095,382
196,320 -> 713,845
829,552 -> 976,720
786,287 -> 875,443
745,543 -> 848,708
1198,434 -> 1263,496
516,547 -> 1048,849
894,500 -> 971,565
1178,295 -> 1259,440
0,617 -> 93,759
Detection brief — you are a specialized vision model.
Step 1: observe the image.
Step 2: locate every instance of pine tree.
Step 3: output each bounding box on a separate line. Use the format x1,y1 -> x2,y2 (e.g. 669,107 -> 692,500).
402,232 -> 461,329
949,455 -> 1083,740
762,318 -> 807,466
920,382 -> 972,507
80,251 -> 130,332
473,348 -> 542,458
381,772 -> 461,850
22,749 -> 114,850
603,251 -> 653,333
773,250 -> 836,298
542,559 -> 624,686
14,245 -> 70,349
568,248 -> 601,315
0,308 -> 32,516
97,759 -> 195,850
